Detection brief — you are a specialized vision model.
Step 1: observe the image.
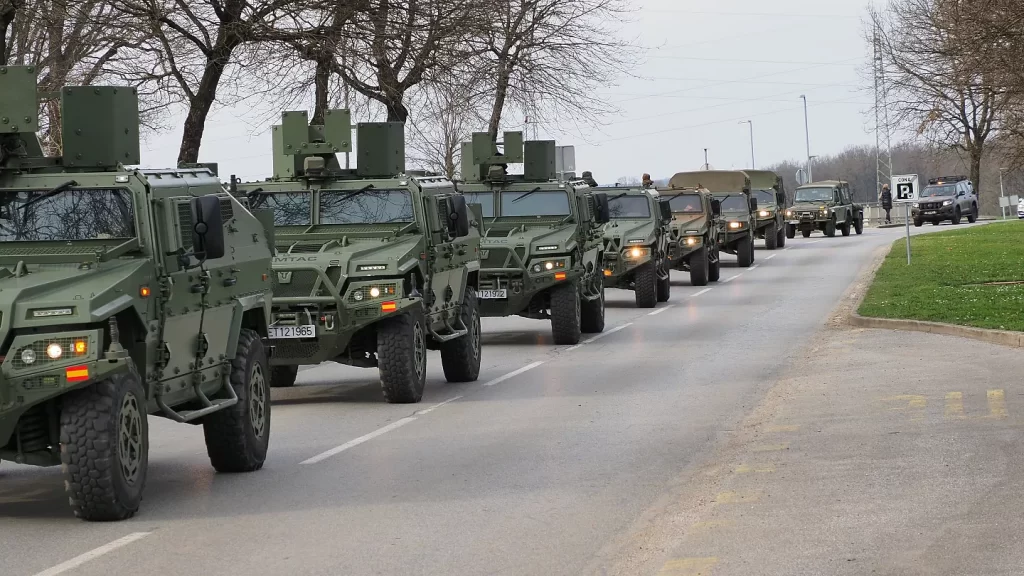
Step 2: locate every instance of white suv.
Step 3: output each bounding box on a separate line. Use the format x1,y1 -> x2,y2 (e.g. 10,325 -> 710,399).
1017,197 -> 1023,219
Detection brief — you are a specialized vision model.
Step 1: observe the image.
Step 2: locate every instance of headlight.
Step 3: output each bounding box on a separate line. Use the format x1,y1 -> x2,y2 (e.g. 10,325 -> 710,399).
758,210 -> 770,218
913,202 -> 919,208
532,259 -> 567,272
625,247 -> 649,259
942,200 -> 953,206
369,287 -> 381,298
685,237 -> 699,246
728,221 -> 743,229
46,343 -> 62,359
785,210 -> 793,217
820,207 -> 829,212
20,348 -> 36,365
353,291 -> 364,301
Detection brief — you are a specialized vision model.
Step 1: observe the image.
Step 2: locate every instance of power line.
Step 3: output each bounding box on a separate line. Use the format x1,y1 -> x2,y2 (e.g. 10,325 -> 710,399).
640,9 -> 862,19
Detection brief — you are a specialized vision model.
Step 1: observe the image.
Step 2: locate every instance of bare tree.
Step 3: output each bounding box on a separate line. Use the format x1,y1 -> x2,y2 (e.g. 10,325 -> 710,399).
406,76 -> 485,178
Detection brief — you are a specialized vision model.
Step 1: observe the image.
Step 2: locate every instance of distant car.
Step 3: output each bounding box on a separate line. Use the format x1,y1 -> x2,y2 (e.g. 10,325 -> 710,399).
1018,197 -> 1024,219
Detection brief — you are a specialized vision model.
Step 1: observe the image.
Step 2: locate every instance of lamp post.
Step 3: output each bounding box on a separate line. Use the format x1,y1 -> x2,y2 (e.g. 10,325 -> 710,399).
739,120 -> 754,169
800,95 -> 812,182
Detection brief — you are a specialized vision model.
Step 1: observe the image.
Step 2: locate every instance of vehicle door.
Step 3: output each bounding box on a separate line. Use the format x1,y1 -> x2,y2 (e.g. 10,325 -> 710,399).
833,188 -> 845,222
957,182 -> 970,211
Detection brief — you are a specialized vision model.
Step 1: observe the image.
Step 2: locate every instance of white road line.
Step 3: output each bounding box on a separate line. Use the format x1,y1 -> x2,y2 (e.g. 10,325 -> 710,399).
691,288 -> 712,298
33,533 -> 151,576
648,306 -> 674,316
723,273 -> 743,283
749,264 -> 760,270
415,395 -> 463,416
807,239 -> 823,244
765,254 -> 777,260
301,417 -> 417,465
483,361 -> 545,386
581,323 -> 632,345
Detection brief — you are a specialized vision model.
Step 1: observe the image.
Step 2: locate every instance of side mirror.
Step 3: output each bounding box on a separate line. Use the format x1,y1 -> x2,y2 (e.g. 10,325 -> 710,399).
593,193 -> 611,224
658,199 -> 673,223
749,197 -> 758,212
191,195 -> 225,261
447,195 -> 471,238
710,199 -> 722,216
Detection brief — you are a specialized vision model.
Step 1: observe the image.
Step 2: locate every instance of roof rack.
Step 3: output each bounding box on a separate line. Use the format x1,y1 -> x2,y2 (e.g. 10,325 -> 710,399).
928,175 -> 969,185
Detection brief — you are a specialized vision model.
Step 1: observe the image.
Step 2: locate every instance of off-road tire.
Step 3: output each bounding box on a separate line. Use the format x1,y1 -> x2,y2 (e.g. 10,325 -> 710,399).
854,215 -> 864,235
203,329 -> 271,473
764,223 -> 778,249
61,365 -> 148,521
786,224 -> 796,239
825,217 -> 837,237
270,365 -> 297,388
777,225 -> 787,247
737,235 -> 754,268
689,246 -> 709,286
952,207 -> 962,225
841,217 -> 852,237
581,274 -> 605,334
801,229 -> 812,238
634,262 -> 658,308
440,287 -> 482,382
656,263 -> 671,303
378,308 -> 428,403
967,204 -> 978,223
551,281 -> 582,345
914,219 -> 923,227
708,246 -> 721,282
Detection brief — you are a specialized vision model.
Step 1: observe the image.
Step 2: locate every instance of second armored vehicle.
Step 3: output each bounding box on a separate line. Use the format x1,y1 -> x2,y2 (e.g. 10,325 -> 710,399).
237,110 -> 482,404
670,171 -> 757,268
661,178 -> 723,286
786,180 -> 864,238
599,187 -> 674,307
745,170 -> 787,249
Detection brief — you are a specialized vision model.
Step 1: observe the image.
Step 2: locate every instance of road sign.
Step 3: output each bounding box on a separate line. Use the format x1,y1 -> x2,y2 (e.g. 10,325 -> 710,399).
1000,196 -> 1011,208
795,168 -> 808,186
892,174 -> 919,203
1011,195 -> 1020,205
555,146 -> 575,173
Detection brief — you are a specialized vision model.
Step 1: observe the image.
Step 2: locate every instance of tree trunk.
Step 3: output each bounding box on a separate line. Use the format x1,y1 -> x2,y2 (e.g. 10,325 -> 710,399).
0,4 -> 17,63
311,56 -> 331,125
384,97 -> 409,123
969,144 -> 983,202
177,42 -> 237,166
487,58 -> 512,142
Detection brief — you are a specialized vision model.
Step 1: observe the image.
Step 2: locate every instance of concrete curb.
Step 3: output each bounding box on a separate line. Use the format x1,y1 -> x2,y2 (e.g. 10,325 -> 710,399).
848,241 -> 1024,349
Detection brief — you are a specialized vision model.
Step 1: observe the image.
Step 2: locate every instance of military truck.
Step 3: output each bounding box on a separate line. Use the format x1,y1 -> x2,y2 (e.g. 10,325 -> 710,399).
661,178 -> 723,286
669,171 -> 757,268
785,180 -> 864,238
0,67 -> 275,521
457,132 -> 610,345
234,110 -> 481,404
744,170 -> 787,249
599,187 -> 674,307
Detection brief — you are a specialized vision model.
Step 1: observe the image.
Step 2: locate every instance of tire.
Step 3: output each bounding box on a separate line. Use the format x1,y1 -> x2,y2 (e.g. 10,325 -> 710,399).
580,274 -> 605,334
61,364 -> 148,521
786,224 -> 796,239
656,264 -> 671,303
825,217 -> 836,237
736,235 -> 754,268
841,217 -> 851,236
551,281 -> 582,345
440,286 -> 482,382
708,247 -> 721,282
270,365 -> 297,388
932,220 -> 940,226
801,229 -> 812,238
203,328 -> 271,473
777,225 -> 787,247
764,223 -> 778,249
854,216 -> 864,235
377,308 -> 428,403
689,246 -> 709,286
914,219 -> 922,227
967,204 -> 978,223
952,207 -> 962,225
634,262 -> 658,308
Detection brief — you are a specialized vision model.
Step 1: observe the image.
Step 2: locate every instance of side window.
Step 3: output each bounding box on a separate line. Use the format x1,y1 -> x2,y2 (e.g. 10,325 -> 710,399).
833,189 -> 840,203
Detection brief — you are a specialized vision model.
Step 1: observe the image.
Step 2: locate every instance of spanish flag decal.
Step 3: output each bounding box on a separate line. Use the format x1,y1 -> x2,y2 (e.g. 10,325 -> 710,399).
66,365 -> 89,383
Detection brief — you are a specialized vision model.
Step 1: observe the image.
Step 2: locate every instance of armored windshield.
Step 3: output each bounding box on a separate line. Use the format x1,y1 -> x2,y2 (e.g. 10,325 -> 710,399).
713,194 -> 749,212
794,187 -> 834,203
0,188 -> 134,242
463,191 -> 495,217
608,196 -> 651,219
499,190 -> 571,217
921,185 -> 955,197
320,188 -> 415,224
257,192 -> 312,226
667,194 -> 704,213
753,190 -> 776,205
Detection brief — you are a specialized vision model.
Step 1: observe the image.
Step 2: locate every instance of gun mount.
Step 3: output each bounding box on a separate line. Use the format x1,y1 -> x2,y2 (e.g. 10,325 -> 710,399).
460,131 -> 556,183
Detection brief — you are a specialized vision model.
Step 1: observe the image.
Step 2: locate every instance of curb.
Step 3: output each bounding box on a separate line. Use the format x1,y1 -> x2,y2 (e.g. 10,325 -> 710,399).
848,241 -> 1024,349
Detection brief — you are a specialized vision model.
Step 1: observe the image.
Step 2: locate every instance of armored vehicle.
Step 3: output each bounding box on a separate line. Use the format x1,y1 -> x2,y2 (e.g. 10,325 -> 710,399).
0,67 -> 275,521
744,170 -> 787,249
599,187 -> 674,307
457,133 -> 610,345
661,178 -> 723,286
669,171 -> 757,268
234,110 -> 481,404
912,175 -> 979,226
785,180 -> 863,238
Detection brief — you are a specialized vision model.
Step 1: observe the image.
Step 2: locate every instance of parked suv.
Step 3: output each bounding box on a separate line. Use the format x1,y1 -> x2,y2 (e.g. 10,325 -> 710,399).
912,176 -> 978,226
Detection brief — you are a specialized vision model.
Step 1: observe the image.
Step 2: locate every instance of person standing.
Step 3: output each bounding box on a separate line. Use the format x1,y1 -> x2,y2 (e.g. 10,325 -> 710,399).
581,171 -> 598,187
880,183 -> 892,224
642,173 -> 653,188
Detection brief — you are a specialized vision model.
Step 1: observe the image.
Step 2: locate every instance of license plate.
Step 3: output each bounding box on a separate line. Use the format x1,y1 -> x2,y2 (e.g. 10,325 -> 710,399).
269,325 -> 315,339
478,289 -> 508,299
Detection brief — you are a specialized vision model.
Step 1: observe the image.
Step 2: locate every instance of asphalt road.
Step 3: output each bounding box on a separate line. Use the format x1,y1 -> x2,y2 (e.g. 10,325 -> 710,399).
0,221 -> 989,575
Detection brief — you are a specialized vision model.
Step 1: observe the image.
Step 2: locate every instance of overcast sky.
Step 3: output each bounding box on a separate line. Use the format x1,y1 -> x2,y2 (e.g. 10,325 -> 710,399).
139,0 -> 875,184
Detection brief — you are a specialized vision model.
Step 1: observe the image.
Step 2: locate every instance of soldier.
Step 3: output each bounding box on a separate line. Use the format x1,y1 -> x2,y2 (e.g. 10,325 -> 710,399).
581,170 -> 598,187
642,173 -> 654,188
880,183 -> 892,224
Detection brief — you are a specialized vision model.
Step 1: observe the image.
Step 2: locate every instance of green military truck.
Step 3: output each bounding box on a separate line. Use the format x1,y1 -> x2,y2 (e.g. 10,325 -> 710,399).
457,132 -> 610,345
669,171 -> 757,268
599,187 -> 674,307
660,179 -> 723,286
235,110 -> 482,404
0,67 -> 275,521
744,170 -> 787,249
785,180 -> 864,238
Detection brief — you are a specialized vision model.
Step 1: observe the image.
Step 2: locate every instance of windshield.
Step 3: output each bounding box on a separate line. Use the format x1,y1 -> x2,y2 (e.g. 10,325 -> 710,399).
921,185 -> 955,197
795,187 -> 835,203
713,194 -> 749,212
608,196 -> 651,219
667,194 -> 704,213
499,190 -> 571,217
320,188 -> 415,224
255,192 -> 312,226
463,191 -> 495,217
753,190 -> 776,206
0,188 -> 135,242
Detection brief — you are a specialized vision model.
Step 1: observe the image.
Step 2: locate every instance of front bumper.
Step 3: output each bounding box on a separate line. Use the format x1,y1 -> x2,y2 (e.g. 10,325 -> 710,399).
603,250 -> 654,285
911,205 -> 954,219
478,266 -> 582,317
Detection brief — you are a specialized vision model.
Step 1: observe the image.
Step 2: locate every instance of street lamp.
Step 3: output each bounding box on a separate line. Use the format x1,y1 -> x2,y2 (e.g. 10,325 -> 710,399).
800,95 -> 812,182
739,120 -> 754,169
1000,167 -> 1009,219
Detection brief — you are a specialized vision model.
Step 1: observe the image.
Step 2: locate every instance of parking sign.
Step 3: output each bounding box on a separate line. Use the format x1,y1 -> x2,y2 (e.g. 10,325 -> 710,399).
892,174 -> 919,203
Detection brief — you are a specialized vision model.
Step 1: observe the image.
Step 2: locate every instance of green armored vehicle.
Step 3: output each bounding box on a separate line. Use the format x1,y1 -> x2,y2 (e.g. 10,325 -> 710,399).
744,170 -> 787,249
670,171 -> 757,268
785,180 -> 864,238
457,132 -> 610,345
599,187 -> 674,307
0,67 -> 274,521
661,178 -> 723,286
235,110 -> 480,404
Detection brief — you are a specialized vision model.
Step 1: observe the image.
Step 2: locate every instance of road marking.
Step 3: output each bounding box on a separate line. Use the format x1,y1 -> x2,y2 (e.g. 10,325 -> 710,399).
884,394 -> 927,421
691,288 -> 712,298
765,253 -> 778,260
648,305 -> 674,316
415,395 -> 463,416
735,464 -> 775,474
714,490 -> 760,503
657,557 -> 719,575
749,264 -> 759,270
302,417 -> 417,464
752,443 -> 789,452
766,424 -> 800,432
944,392 -> 965,419
32,533 -> 151,576
578,323 -> 633,346
987,389 -> 1007,419
483,361 -> 546,386
723,274 -> 742,283
808,239 -> 823,244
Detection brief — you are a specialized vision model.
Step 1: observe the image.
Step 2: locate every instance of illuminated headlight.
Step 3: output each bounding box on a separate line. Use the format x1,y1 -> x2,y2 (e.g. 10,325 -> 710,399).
46,343 -> 62,360
626,247 -> 650,259
728,221 -> 743,230
942,200 -> 953,206
532,259 -> 566,273
545,262 -> 554,270
913,202 -> 919,208
819,207 -> 829,213
758,210 -> 770,218
20,348 -> 36,365
369,287 -> 381,298
353,291 -> 364,301
685,237 -> 700,246
785,210 -> 793,217
536,245 -> 559,251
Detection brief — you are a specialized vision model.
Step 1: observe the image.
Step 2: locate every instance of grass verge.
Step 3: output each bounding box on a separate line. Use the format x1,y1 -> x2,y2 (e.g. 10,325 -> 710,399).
859,221 -> 1024,332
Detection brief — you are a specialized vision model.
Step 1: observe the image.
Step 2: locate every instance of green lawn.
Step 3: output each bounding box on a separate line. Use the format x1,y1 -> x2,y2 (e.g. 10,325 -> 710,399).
859,221 -> 1024,332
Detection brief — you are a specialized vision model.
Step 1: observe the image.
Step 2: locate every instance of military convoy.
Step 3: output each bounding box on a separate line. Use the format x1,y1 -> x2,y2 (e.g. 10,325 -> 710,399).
599,187 -> 674,307
785,180 -> 864,238
670,171 -> 757,268
745,170 -> 787,249
661,176 -> 723,286
457,132 -> 610,345
0,67 -> 275,520
234,110 -> 482,404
